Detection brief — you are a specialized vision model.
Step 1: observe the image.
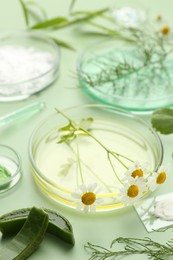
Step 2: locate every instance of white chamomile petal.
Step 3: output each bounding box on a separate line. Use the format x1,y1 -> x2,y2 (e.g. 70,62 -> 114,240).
119,177 -> 148,205
147,168 -> 167,192
87,182 -> 97,192
123,161 -> 150,182
71,183 -> 103,213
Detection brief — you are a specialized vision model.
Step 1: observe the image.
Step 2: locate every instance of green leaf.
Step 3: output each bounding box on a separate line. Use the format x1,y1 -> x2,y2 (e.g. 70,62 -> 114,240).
58,123 -> 76,143
79,117 -> 93,130
151,108 -> 173,135
58,123 -> 73,133
31,17 -> 68,29
30,8 -> 108,30
19,0 -> 29,26
50,36 -> 75,51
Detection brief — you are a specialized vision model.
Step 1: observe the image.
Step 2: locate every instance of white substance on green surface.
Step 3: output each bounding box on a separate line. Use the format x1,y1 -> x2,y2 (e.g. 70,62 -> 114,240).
154,199 -> 173,221
0,46 -> 54,96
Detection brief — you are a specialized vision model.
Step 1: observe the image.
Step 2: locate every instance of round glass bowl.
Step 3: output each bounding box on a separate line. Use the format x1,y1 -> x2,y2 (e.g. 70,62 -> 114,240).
0,144 -> 22,193
77,38 -> 173,112
0,31 -> 60,102
29,104 -> 163,212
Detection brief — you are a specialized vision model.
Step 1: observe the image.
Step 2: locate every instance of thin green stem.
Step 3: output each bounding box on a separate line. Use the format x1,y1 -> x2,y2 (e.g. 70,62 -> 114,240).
80,128 -> 132,167
107,153 -> 122,184
66,143 -> 113,192
76,136 -> 84,184
85,20 -> 133,42
55,108 -> 74,125
55,109 -> 134,183
31,8 -> 108,30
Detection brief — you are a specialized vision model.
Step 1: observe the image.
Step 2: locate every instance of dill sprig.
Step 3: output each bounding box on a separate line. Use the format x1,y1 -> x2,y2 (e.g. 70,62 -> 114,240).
85,235 -> 173,259
79,29 -> 173,98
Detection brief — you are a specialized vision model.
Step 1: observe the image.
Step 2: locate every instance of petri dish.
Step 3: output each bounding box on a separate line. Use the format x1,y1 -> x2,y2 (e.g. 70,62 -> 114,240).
29,104 -> 163,212
0,144 -> 22,193
77,38 -> 173,112
0,31 -> 60,102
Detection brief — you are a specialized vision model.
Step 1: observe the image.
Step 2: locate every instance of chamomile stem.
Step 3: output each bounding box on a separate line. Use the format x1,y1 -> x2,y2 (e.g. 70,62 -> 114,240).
107,153 -> 122,184
56,108 -> 133,177
81,128 -> 131,168
76,135 -> 84,184
55,108 -> 74,125
66,143 -> 113,192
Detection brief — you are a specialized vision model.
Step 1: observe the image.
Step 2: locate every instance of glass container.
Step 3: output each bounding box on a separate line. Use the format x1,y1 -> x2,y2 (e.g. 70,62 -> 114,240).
0,31 -> 60,102
77,38 -> 173,112
0,144 -> 22,193
29,104 -> 163,212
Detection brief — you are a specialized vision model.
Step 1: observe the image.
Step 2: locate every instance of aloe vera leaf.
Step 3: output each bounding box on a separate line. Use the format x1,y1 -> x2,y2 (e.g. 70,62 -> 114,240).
0,207 -> 48,260
0,208 -> 75,245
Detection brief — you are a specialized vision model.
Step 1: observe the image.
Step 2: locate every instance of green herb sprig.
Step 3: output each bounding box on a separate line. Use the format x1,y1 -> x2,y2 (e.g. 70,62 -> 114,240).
79,29 -> 173,98
55,108 -> 134,185
85,235 -> 173,259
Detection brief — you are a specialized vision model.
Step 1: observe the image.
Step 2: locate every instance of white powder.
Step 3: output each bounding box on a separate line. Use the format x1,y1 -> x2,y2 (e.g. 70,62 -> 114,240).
0,45 -> 56,98
154,199 -> 173,221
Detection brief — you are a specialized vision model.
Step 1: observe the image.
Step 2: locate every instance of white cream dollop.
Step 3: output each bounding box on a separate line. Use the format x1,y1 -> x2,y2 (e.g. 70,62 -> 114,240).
154,198 -> 173,221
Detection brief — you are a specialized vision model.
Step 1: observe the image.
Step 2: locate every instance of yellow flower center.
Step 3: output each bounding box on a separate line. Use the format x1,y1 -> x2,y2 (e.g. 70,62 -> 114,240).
156,15 -> 162,21
161,25 -> 170,35
81,192 -> 96,206
127,185 -> 139,198
156,171 -> 166,184
131,168 -> 143,178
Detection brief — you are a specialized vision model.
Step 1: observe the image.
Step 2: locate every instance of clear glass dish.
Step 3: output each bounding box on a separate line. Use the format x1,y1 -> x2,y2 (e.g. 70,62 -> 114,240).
29,104 -> 163,212
77,38 -> 173,112
0,144 -> 22,193
0,31 -> 60,102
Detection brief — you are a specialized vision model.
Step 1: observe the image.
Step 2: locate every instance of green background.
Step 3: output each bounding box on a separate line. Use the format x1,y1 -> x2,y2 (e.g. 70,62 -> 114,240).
0,0 -> 173,259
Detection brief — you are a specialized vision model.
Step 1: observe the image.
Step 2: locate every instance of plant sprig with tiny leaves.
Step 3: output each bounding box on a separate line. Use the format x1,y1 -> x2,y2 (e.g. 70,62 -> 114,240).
55,108 -> 134,185
85,234 -> 173,260
79,28 -> 173,98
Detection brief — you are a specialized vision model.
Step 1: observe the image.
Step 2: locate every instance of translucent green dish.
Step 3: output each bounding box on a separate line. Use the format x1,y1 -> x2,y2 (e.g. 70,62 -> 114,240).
0,144 -> 22,193
29,104 -> 163,212
77,38 -> 173,112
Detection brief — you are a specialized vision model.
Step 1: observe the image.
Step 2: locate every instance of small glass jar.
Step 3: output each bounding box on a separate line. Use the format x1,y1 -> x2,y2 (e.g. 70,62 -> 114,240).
0,144 -> 22,193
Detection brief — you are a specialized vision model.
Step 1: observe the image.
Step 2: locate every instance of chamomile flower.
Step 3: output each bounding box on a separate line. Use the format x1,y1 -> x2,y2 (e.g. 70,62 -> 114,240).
120,177 -> 147,205
147,166 -> 167,191
71,183 -> 103,213
123,161 -> 149,181
161,25 -> 170,35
